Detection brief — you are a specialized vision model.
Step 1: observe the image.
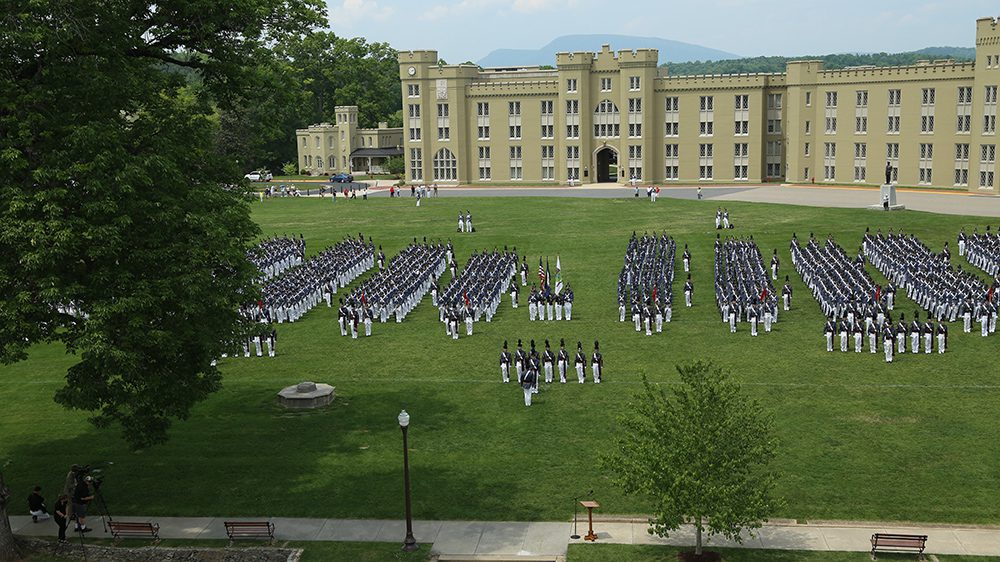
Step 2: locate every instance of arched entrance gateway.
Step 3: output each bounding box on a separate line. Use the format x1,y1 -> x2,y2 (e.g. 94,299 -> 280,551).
595,146 -> 618,183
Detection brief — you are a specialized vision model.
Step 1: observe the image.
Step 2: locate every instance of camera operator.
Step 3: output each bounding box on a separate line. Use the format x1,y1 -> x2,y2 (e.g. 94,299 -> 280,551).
71,475 -> 94,533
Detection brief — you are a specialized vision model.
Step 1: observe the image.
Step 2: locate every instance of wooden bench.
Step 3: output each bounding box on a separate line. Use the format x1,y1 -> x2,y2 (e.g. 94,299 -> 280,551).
224,520 -> 275,544
107,521 -> 160,544
870,533 -> 927,559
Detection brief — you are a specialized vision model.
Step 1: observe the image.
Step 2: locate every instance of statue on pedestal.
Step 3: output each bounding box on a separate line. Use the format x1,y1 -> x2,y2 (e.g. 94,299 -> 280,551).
885,161 -> 892,185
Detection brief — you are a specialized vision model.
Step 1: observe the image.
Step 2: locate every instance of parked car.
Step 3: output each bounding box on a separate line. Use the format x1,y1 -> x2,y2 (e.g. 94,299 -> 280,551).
244,170 -> 273,182
329,173 -> 354,183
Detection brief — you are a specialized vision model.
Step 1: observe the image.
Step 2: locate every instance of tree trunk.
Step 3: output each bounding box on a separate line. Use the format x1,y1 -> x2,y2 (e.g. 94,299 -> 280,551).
695,516 -> 702,556
0,471 -> 22,562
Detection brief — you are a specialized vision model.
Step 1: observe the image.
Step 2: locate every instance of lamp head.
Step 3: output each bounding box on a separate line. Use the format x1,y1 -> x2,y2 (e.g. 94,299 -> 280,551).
398,410 -> 410,428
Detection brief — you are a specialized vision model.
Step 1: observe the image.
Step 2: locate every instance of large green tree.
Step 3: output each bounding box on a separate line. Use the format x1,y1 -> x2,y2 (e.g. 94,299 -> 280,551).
0,0 -> 324,452
0,466 -> 15,561
603,362 -> 780,557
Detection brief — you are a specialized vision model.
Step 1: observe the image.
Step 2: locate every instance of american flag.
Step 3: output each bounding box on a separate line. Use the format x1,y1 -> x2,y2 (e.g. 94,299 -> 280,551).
538,257 -> 546,289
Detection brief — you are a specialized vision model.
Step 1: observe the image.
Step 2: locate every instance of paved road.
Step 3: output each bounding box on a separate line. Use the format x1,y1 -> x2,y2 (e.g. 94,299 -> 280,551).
14,514 -> 1000,558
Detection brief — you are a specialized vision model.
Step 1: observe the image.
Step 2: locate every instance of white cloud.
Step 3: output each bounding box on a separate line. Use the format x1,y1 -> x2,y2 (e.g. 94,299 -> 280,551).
418,0 -> 575,21
329,0 -> 394,27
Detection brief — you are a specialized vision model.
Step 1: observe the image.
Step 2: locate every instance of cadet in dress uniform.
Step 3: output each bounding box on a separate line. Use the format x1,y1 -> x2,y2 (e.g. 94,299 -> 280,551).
853,320 -> 863,353
466,210 -> 473,232
839,317 -> 849,352
632,301 -> 641,332
520,258 -> 528,286
529,340 -> 541,394
723,209 -> 730,229
554,293 -> 563,320
923,318 -> 933,353
654,300 -> 664,333
619,296 -> 627,323
543,340 -> 555,384
557,339 -> 569,383
528,287 -> 538,321
500,340 -> 512,383
564,285 -> 574,320
266,329 -> 277,357
867,320 -> 878,353
896,314 -> 907,354
515,339 -> 526,383
545,293 -> 554,320
883,324 -> 895,363
961,298 -> 973,332
591,341 -> 603,384
910,312 -> 921,353
762,298 -> 774,333
682,245 -> 691,273
363,306 -> 373,336
936,320 -> 948,353
521,362 -> 537,406
338,299 -> 348,336
458,212 -> 465,233
728,297 -> 738,333
574,342 -> 586,384
715,208 -> 722,229
643,302 -> 653,336
981,300 -> 991,337
465,304 -> 474,336
770,250 -> 780,280
824,316 -> 835,352
510,280 -> 519,309
782,276 -> 792,311
684,275 -> 694,307
748,303 -> 759,336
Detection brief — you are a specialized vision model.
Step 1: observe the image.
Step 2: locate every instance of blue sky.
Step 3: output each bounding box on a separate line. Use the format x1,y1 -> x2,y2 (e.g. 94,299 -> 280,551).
326,0 -> 995,62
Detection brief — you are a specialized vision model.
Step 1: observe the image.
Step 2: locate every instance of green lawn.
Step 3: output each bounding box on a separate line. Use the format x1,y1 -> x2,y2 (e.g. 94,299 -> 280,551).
569,544 -> 1000,561
2,195 -> 1000,525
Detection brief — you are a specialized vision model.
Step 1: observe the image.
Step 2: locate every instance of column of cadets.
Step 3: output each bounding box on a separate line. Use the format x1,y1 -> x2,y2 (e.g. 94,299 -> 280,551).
249,234 -> 374,324
961,228 -> 1000,277
436,247 -> 518,339
714,237 -> 779,335
617,231 -> 675,335
342,239 -> 447,331
863,230 -> 996,333
499,339 -> 604,407
791,234 -> 881,319
247,234 -> 305,281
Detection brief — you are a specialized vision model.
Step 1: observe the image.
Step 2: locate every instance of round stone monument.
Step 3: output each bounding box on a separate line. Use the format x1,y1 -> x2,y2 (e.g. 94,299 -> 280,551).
277,381 -> 335,409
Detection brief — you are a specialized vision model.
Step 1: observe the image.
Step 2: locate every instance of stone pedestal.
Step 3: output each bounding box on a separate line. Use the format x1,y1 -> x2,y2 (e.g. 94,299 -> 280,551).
869,183 -> 906,211
277,381 -> 335,409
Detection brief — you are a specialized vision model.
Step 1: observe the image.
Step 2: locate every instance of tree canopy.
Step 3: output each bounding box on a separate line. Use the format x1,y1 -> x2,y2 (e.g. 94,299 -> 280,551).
602,362 -> 780,556
0,0 -> 326,450
666,50 -> 975,76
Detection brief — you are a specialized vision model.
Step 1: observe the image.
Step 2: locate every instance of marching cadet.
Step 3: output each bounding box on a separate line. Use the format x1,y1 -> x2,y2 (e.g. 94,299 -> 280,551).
521,361 -> 537,407
557,339 -> 569,383
520,258 -> 528,286
896,314 -> 907,354
722,209 -> 730,229
431,283 -> 439,307
543,340 -> 555,384
770,250 -> 780,280
981,300 -> 990,337
989,298 -> 998,333
782,276 -> 792,311
545,293 -> 554,320
449,257 -> 457,279
591,341 -> 603,384
643,302 -> 653,336
529,340 -> 541,394
910,312 -> 921,353
961,298 -> 973,333
682,245 -> 691,273
632,301 -> 642,332
253,331 -> 263,356
528,287 -> 538,321
574,342 -> 586,384
867,319 -> 878,353
458,212 -> 465,233
363,306 -> 373,336
684,275 -> 694,307
883,323 -> 895,363
853,320 -> 863,353
839,316 -> 849,352
466,210 -> 473,232
728,297 -> 738,333
515,339 -> 526,383
886,283 -> 896,310
452,307 -> 462,340
338,299 -> 348,336
377,246 -> 386,271
824,316 -> 835,351
465,304 -> 474,336
748,302 -> 759,336
654,300 -> 664,333
936,320 -> 948,354
564,284 -> 574,320
537,291 -> 547,321
554,293 -> 563,320
715,208 -> 722,229
922,316 -> 933,354
500,340 -> 512,383
619,296 -> 627,322
958,228 -> 967,256
510,280 -> 519,309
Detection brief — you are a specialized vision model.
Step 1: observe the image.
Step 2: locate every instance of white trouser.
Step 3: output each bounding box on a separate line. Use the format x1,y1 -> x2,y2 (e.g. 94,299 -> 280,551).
592,363 -> 601,383
501,364 -> 509,383
544,364 -> 553,383
558,361 -> 567,383
576,364 -> 585,383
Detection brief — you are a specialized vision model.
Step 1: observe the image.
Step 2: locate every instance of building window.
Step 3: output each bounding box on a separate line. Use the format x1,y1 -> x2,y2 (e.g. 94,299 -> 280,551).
733,142 -> 749,181
477,102 -> 490,140
541,145 -> 555,180
509,145 -> 522,180
593,99 -> 620,138
665,144 -> 679,180
984,86 -> 998,135
854,142 -> 867,182
478,146 -> 491,180
886,143 -> 899,182
600,78 -> 612,92
629,76 -> 641,90
804,142 -> 810,156
328,155 -> 335,169
824,91 -> 837,134
541,100 -> 554,139
627,98 -> 642,138
805,121 -> 811,134
823,142 -> 836,181
301,137 -> 307,147
432,148 -> 456,181
407,84 -> 420,97
699,143 -> 713,180
436,103 -> 449,140
766,141 -> 782,178
410,148 -> 423,181
887,89 -> 901,134
664,97 -> 679,137
955,143 -> 970,186
508,101 -> 522,140
408,104 -> 421,141
957,86 -> 973,133
734,94 -> 749,136
567,145 -> 580,180
980,144 -> 996,188
699,96 -> 714,136
627,145 -> 642,180
567,79 -> 577,93
805,92 -> 812,106
566,99 -> 580,139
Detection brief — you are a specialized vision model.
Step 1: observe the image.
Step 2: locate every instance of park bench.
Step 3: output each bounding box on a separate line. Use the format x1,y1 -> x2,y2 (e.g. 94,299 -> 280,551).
107,521 -> 160,544
224,520 -> 276,545
870,532 -> 927,559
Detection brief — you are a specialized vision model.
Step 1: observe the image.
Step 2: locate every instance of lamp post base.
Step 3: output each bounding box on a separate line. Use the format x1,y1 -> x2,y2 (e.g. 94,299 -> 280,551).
570,534 -> 581,540
402,533 -> 419,552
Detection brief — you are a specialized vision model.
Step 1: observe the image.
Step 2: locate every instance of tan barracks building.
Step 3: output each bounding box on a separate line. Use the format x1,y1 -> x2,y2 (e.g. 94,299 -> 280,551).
397,17 -> 1000,193
296,105 -> 404,176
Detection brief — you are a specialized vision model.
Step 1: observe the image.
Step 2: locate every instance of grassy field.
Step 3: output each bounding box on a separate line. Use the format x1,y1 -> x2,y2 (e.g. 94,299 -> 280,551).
568,544 -> 1000,561
2,194 -> 1000,526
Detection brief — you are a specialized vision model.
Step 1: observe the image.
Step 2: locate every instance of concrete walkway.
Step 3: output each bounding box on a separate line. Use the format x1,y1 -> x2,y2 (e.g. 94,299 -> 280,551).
12,514 -> 1000,558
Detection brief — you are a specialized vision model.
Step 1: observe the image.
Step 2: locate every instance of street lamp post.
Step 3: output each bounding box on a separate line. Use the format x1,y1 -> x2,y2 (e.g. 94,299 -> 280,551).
398,410 -> 418,552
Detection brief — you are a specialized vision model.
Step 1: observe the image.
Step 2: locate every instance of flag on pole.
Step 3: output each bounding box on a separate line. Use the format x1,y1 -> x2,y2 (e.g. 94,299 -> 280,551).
554,255 -> 563,295
538,257 -> 546,289
545,258 -> 552,298
464,291 -> 470,309
651,284 -> 657,304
